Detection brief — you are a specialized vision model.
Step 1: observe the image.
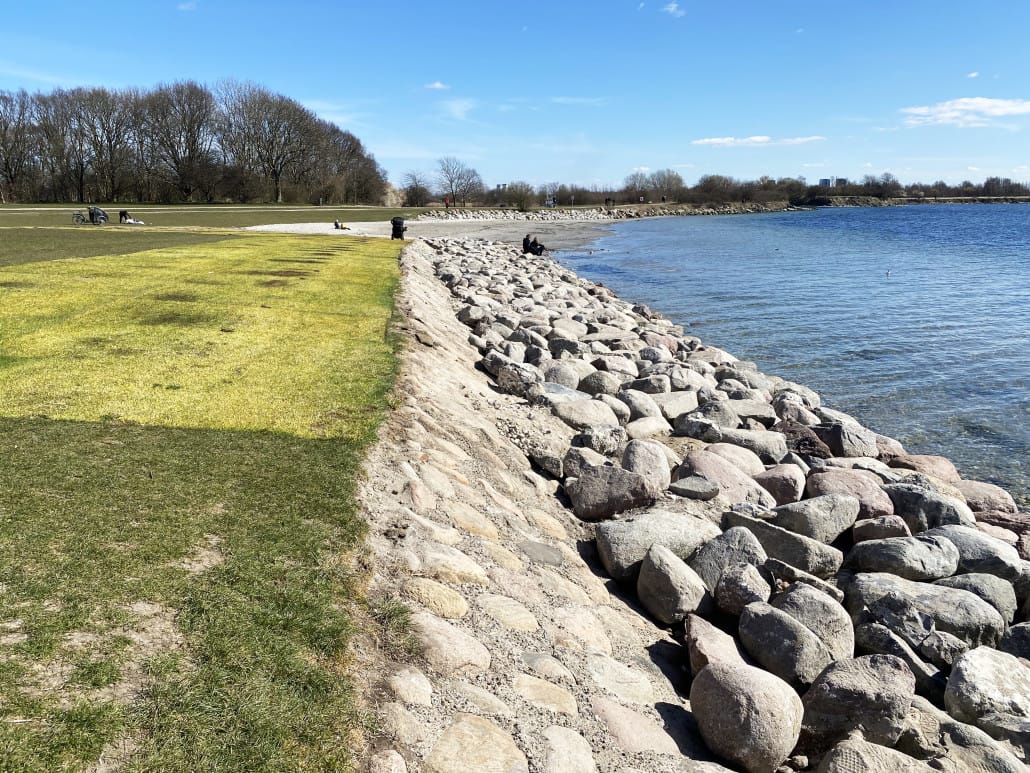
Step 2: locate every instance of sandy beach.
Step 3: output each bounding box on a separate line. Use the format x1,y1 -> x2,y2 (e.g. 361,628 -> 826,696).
244,216 -> 617,250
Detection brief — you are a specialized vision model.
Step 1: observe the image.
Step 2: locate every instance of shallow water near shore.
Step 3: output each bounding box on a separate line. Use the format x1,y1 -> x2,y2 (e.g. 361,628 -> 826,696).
558,204 -> 1030,503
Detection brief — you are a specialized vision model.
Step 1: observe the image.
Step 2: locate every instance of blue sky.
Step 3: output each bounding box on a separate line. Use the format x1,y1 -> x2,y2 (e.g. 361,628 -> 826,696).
4,1 -> 1029,190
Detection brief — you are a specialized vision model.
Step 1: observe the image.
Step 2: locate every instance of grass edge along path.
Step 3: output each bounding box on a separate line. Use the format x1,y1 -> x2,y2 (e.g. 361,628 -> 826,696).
0,230 -> 403,770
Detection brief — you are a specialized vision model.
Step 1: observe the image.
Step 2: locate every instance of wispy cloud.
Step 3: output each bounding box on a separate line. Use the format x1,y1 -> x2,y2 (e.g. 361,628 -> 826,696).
440,98 -> 476,121
0,63 -> 78,86
691,135 -> 825,147
177,1 -> 197,11
424,81 -> 449,90
967,71 -> 979,79
901,97 -> 1030,127
662,2 -> 685,17
551,96 -> 607,107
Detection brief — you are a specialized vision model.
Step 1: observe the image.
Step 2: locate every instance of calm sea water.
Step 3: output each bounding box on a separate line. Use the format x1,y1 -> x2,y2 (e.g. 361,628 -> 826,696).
558,204 -> 1030,503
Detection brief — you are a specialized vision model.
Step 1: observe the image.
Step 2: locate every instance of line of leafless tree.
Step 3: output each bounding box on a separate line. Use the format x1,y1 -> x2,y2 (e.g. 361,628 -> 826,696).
401,161 -> 1030,210
0,80 -> 387,205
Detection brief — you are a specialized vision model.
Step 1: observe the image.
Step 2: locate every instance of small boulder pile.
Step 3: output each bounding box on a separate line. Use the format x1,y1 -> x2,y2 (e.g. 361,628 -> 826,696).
429,237 -> 1030,772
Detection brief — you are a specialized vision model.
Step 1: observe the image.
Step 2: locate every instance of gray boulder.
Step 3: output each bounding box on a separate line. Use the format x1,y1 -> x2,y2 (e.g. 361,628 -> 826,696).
552,398 -> 620,430
999,622 -> 1030,660
854,622 -> 946,704
676,450 -> 777,508
845,572 -> 1006,648
770,494 -> 861,544
578,369 -> 625,397
764,558 -> 844,603
570,425 -> 627,456
813,421 -> 881,458
565,465 -> 654,520
562,446 -> 607,479
542,360 -> 584,389
799,654 -> 916,755
753,464 -> 806,505
853,515 -> 911,542
595,509 -> 722,581
717,427 -> 789,464
896,695 -> 1027,773
683,613 -> 751,676
650,389 -> 700,422
716,562 -> 772,616
806,468 -> 895,520
924,525 -> 1023,580
688,526 -> 768,591
817,735 -> 935,772
690,400 -> 742,429
724,510 -> 844,579
690,662 -> 803,773
621,439 -> 671,496
945,647 -> 1030,761
624,415 -> 672,439
494,361 -> 545,397
617,388 -> 663,420
882,483 -> 976,533
669,475 -> 720,501
772,582 -> 855,662
636,544 -> 710,624
933,573 -> 1018,624
704,442 -> 765,476
739,601 -> 835,688
844,535 -> 960,581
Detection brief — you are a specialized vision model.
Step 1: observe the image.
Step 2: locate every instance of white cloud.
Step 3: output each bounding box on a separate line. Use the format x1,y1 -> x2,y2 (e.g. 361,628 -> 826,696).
901,97 -> 1030,127
662,2 -> 685,17
967,71 -> 979,79
424,81 -> 449,90
441,98 -> 476,121
551,96 -> 607,107
632,166 -> 652,173
177,1 -> 197,10
691,135 -> 825,147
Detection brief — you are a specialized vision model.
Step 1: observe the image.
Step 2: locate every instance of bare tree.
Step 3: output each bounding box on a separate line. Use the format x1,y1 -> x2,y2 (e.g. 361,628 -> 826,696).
648,169 -> 684,202
623,171 -> 650,202
145,81 -> 219,201
79,87 -> 134,201
506,181 -> 534,211
436,156 -> 482,206
402,171 -> 432,206
0,89 -> 35,203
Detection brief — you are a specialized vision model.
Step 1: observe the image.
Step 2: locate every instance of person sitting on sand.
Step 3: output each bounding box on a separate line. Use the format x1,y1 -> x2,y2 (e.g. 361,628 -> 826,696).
522,234 -> 532,254
529,237 -> 546,256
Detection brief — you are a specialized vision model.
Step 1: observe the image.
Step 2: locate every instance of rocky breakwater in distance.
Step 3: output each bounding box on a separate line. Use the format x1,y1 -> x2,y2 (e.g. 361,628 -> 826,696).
416,201 -> 795,223
358,235 -> 1030,773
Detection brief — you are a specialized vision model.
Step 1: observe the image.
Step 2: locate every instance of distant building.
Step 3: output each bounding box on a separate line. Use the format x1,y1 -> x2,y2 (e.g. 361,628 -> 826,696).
818,178 -> 832,187
818,177 -> 849,188
835,178 -> 848,187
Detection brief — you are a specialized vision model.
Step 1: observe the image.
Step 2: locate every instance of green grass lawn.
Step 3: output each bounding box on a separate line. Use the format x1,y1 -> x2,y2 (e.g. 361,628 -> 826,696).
0,225 -> 403,770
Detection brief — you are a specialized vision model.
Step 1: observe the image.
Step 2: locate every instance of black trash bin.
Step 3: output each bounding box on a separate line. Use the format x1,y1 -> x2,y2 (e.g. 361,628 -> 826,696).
390,217 -> 407,239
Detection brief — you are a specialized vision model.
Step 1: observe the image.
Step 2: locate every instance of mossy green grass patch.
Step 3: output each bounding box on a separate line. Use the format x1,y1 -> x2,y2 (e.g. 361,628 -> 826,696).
0,230 -> 402,770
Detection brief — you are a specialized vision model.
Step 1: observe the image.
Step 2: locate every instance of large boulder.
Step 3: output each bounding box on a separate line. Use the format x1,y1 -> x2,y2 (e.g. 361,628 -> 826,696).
955,479 -> 1018,513
716,562 -> 772,616
717,427 -> 789,464
883,483 -> 976,533
595,509 -> 722,582
844,535 -> 960,581
753,464 -> 806,505
806,468 -> 894,520
565,465 -> 654,521
933,573 -> 1018,624
690,661 -> 803,773
552,398 -> 620,430
724,510 -> 844,579
676,450 -> 776,508
636,544 -> 710,624
683,613 -> 751,676
770,494 -> 861,544
772,582 -> 855,662
813,421 -> 881,458
621,439 -> 672,496
739,602 -> 835,688
845,572 -> 1006,649
687,526 -> 768,591
799,654 -> 916,755
816,736 -> 935,772
854,622 -> 947,704
897,695 -> 1027,773
945,646 -> 1030,728
888,453 -> 961,483
924,525 -> 1023,580
704,443 -> 765,476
